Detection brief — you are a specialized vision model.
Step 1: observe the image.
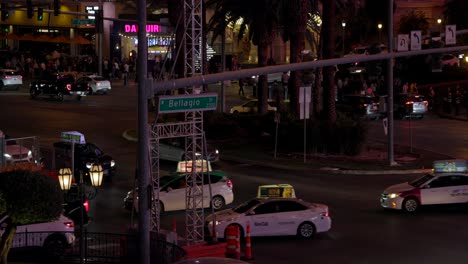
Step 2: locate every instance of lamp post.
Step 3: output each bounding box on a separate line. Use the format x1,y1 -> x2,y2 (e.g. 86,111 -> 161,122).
341,21 -> 346,56
59,164 -> 103,264
437,18 -> 442,37
378,23 -> 383,43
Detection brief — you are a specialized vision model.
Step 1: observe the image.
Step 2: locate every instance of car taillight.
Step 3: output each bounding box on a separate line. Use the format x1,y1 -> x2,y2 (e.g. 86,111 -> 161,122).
4,76 -> 10,79
320,212 -> 330,217
83,200 -> 89,212
225,179 -> 233,188
96,82 -> 101,86
19,75 -> 23,79
64,221 -> 74,228
423,100 -> 428,106
66,84 -> 72,90
363,104 -> 368,107
405,101 -> 413,105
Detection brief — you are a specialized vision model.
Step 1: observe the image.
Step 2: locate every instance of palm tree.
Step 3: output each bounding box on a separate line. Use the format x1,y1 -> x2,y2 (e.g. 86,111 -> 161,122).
280,0 -> 308,117
321,0 -> 337,125
206,0 -> 282,114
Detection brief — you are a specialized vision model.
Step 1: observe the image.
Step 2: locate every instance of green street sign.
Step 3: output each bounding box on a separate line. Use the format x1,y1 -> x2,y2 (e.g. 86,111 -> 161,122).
158,93 -> 218,113
72,19 -> 95,26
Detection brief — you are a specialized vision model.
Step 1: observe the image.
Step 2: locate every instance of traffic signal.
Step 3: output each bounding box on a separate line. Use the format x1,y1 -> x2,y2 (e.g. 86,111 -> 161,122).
27,0 -> 33,19
1,3 -> 8,21
37,8 -> 43,21
54,0 -> 60,16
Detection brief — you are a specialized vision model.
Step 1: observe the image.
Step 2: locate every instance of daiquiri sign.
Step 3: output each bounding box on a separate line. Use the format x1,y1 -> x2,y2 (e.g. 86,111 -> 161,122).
124,24 -> 161,33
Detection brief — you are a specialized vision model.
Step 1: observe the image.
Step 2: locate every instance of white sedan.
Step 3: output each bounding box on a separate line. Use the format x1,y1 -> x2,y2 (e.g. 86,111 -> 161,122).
229,100 -> 277,114
381,160 -> 468,213
206,197 -> 331,239
76,75 -> 111,95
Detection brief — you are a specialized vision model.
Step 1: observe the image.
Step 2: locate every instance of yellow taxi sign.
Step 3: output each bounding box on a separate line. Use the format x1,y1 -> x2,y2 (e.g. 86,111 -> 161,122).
257,184 -> 296,198
177,159 -> 212,173
433,159 -> 467,173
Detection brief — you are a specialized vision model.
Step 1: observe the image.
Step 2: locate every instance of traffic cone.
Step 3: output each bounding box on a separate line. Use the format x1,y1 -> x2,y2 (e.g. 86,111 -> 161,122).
235,225 -> 241,260
242,222 -> 254,260
225,225 -> 238,259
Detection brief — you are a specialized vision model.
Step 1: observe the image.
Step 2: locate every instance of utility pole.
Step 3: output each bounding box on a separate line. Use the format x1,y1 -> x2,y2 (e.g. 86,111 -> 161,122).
387,0 -> 396,166
137,1 -> 149,264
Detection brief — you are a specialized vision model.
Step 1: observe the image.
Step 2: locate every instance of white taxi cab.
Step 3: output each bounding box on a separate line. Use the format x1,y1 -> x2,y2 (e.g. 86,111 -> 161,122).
380,159 -> 468,213
205,197 -> 331,239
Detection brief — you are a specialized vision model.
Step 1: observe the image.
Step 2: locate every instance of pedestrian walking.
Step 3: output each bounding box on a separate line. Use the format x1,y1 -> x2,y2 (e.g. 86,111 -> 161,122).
123,61 -> 129,87
238,78 -> 245,96
428,86 -> 435,111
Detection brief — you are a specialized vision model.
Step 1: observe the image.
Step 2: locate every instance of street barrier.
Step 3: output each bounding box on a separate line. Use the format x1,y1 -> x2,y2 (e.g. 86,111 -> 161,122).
225,225 -> 240,259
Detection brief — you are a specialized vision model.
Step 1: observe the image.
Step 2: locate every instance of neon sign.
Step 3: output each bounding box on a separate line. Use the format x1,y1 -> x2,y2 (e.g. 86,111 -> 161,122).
124,24 -> 161,33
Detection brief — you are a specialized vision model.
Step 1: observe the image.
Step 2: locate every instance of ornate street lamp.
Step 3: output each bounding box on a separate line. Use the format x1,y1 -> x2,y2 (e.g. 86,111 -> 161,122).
58,168 -> 73,191
89,164 -> 104,187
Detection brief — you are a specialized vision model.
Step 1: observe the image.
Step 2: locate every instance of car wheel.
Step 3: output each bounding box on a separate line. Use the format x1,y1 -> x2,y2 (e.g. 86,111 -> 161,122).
30,89 -> 37,99
56,92 -> 64,101
44,234 -> 67,259
402,197 -> 419,213
297,221 -> 316,239
211,195 -> 225,211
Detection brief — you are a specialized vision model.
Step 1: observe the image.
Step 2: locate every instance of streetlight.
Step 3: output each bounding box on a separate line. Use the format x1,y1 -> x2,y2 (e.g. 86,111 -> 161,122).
378,23 -> 383,43
58,164 -> 103,264
437,18 -> 442,36
341,21 -> 346,56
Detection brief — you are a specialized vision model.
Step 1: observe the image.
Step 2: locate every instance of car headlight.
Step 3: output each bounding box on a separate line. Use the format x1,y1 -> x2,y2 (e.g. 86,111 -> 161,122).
210,220 -> 223,226
111,160 -> 116,167
27,150 -> 32,157
4,153 -> 12,159
195,152 -> 202,157
388,193 -> 399,199
86,162 -> 93,169
215,149 -> 219,154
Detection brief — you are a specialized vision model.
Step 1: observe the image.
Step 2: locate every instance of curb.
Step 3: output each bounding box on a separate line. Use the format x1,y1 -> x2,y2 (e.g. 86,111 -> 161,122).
122,130 -> 433,175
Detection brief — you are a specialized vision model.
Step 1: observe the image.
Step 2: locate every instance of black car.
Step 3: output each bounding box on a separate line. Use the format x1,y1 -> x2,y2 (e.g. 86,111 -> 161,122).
53,141 -> 116,182
29,73 -> 90,101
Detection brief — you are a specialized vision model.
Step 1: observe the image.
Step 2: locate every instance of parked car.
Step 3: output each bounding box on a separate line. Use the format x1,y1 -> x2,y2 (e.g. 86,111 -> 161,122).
29,73 -> 90,101
205,197 -> 331,239
53,141 -> 116,182
76,75 -> 111,95
0,214 -> 75,258
230,99 -> 277,114
337,95 -> 381,120
381,159 -> 468,213
158,138 -> 220,163
0,130 -> 35,164
440,54 -> 459,67
394,93 -> 428,119
124,161 -> 234,213
0,69 -> 23,90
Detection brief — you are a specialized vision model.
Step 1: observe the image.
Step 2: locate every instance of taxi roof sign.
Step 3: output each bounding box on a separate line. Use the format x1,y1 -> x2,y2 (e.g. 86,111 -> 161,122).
177,159 -> 212,173
257,184 -> 296,198
60,131 -> 86,144
433,159 -> 467,173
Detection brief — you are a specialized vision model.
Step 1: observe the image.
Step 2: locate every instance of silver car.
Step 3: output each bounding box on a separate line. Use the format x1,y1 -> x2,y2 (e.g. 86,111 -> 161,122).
76,75 -> 111,95
0,69 -> 23,90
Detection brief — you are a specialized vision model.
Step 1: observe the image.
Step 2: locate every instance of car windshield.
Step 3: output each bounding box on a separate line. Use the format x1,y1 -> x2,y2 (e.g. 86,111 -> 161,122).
233,198 -> 262,214
409,174 -> 434,187
93,77 -> 106,81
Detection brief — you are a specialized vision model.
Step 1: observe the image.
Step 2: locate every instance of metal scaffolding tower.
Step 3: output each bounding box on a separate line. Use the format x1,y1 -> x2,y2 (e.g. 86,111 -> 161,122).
149,0 -> 206,245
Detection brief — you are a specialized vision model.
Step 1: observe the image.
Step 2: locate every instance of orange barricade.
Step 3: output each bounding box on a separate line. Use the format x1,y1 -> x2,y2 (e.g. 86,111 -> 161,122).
243,222 -> 254,260
225,225 -> 240,259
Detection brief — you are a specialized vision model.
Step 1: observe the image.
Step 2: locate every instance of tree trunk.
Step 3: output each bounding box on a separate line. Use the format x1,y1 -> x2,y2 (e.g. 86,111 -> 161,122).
288,34 -> 304,117
321,0 -> 337,125
257,42 -> 269,114
0,224 -> 17,264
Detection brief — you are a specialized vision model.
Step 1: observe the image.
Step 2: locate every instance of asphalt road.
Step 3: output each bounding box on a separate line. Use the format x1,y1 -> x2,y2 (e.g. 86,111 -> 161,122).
1,81 -> 468,264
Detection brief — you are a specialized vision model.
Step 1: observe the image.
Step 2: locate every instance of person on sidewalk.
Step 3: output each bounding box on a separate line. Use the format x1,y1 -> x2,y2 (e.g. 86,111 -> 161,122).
123,61 -> 129,87
238,77 -> 245,96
